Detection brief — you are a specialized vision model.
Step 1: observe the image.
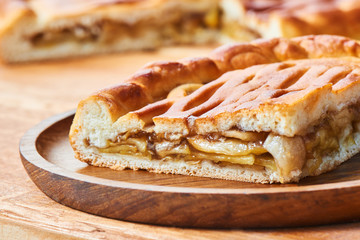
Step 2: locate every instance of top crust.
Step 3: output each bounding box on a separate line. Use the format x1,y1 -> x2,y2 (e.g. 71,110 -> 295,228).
70,35 -> 360,147
151,57 -> 360,137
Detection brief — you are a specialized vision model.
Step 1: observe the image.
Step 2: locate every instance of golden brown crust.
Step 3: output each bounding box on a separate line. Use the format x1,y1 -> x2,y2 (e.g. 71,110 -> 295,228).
95,82 -> 154,119
87,35 -> 360,120
231,0 -> 360,39
151,57 -> 360,136
211,35 -> 360,72
129,58 -> 221,99
82,57 -> 221,120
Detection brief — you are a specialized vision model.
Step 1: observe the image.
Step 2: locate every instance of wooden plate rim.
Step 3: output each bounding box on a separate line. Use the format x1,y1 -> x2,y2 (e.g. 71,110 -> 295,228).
19,110 -> 360,195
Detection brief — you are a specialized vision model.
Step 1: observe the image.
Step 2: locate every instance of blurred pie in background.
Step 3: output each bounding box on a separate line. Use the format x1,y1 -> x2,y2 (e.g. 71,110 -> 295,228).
1,0 -> 360,62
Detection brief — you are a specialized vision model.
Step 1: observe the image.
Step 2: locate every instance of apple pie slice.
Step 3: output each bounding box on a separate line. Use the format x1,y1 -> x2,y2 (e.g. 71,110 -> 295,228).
70,35 -> 360,183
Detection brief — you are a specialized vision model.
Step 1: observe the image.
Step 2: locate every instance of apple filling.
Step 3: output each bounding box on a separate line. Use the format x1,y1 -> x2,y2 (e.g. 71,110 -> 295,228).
99,131 -> 277,170
29,9 -> 220,48
96,106 -> 359,180
303,108 -> 360,175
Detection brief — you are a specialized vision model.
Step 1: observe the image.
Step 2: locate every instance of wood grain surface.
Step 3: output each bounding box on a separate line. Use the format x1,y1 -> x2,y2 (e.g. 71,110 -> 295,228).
1,47 -> 360,239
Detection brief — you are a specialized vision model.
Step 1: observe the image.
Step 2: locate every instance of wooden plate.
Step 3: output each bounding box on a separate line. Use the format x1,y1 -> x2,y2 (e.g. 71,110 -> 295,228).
20,111 -> 360,228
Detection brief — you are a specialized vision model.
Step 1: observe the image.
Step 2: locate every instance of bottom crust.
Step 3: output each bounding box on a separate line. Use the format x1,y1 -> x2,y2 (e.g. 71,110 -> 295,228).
73,131 -> 360,184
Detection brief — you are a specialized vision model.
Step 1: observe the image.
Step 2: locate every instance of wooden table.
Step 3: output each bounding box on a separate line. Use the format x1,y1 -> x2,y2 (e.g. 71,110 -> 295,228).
1,46 -> 360,239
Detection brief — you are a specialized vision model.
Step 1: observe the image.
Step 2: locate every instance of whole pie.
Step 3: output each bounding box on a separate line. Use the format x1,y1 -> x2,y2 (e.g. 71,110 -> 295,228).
69,35 -> 360,183
2,0 -> 360,62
